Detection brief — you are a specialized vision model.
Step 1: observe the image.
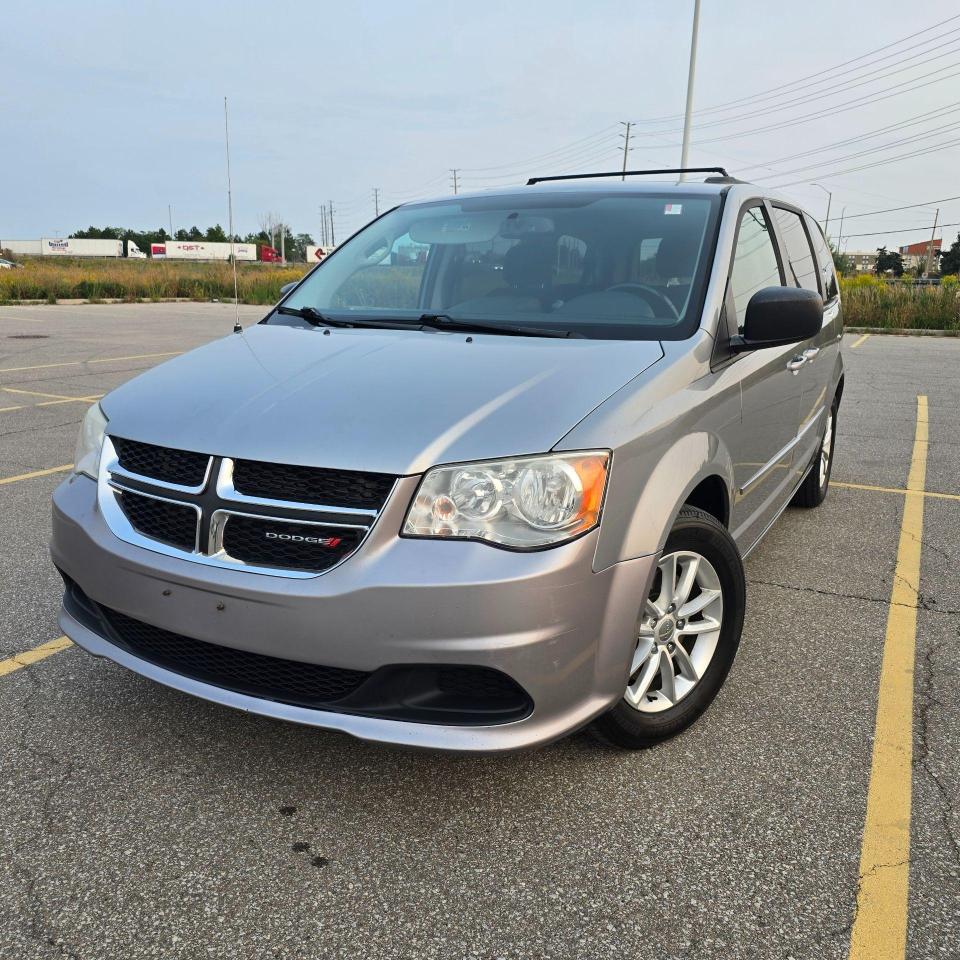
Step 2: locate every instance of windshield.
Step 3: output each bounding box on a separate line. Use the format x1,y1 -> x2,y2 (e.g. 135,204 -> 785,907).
278,192 -> 721,340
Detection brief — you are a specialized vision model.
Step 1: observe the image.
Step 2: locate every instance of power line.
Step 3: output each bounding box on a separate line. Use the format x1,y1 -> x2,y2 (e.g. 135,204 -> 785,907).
827,193 -> 960,222
754,117 -> 960,182
633,13 -> 960,125
679,63 -> 960,150
632,51 -> 960,142
459,126 -> 617,173
837,221 -> 957,240
741,101 -> 960,173
668,29 -> 960,128
769,133 -> 960,188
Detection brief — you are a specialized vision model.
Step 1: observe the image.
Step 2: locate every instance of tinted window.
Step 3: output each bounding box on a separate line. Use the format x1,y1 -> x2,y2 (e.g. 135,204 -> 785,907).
805,214 -> 839,300
773,207 -> 818,293
279,193 -> 722,341
729,207 -> 782,332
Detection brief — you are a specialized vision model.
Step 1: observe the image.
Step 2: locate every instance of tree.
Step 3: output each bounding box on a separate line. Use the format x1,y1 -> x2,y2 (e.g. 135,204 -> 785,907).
874,246 -> 904,277
938,233 -> 960,276
204,224 -> 228,242
830,241 -> 851,277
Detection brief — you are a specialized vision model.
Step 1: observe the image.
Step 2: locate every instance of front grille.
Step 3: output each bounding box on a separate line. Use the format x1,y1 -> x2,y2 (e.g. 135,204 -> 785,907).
222,515 -> 362,572
232,459 -> 395,510
113,437 -> 209,487
117,489 -> 197,551
103,438 -> 392,575
100,607 -> 370,707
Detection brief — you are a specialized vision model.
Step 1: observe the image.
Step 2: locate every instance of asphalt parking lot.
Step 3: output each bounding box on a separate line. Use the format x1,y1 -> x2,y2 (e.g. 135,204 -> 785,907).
0,304 -> 957,960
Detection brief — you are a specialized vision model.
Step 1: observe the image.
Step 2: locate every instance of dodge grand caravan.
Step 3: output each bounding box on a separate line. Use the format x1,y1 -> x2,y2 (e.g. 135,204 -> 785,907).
52,169 -> 843,752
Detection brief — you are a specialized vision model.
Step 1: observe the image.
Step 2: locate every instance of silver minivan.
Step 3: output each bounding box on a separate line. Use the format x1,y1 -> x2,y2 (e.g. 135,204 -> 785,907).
52,170 -> 843,752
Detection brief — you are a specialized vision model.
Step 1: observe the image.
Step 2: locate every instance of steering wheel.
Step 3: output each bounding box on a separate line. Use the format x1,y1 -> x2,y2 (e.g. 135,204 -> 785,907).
606,283 -> 680,321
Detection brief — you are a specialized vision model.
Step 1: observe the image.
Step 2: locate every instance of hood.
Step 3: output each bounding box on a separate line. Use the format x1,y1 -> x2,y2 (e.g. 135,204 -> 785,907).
102,324 -> 663,475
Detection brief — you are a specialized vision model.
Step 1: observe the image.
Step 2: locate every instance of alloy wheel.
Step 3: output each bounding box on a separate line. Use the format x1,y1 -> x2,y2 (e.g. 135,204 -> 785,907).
819,411 -> 834,488
625,550 -> 724,714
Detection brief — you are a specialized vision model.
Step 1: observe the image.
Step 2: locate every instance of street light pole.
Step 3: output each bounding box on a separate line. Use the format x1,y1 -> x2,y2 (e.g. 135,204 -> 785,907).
678,0 -> 702,181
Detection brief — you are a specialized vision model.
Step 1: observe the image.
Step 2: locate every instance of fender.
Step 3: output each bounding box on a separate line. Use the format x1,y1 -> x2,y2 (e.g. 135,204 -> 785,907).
592,431 -> 736,572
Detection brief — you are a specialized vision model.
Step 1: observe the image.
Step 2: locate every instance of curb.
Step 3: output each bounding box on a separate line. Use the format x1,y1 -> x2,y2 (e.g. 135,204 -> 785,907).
846,326 -> 960,338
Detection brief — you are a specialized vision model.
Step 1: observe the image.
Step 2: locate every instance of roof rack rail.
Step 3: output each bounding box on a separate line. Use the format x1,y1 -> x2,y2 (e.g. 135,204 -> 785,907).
526,167 -> 729,186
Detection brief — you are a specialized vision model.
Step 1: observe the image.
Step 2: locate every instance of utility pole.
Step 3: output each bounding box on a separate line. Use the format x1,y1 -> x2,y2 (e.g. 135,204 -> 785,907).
319,205 -> 327,247
924,207 -> 940,276
678,0 -> 702,180
619,122 -> 632,180
450,169 -> 460,194
373,188 -> 381,217
329,201 -> 336,246
837,206 -> 847,250
812,183 -> 832,235
168,204 -> 174,240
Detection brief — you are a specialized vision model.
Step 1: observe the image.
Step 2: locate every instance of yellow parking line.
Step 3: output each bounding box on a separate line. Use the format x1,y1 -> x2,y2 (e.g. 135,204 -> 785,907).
850,334 -> 871,349
2,386 -> 96,401
0,464 -> 72,486
0,636 -> 73,678
833,480 -> 960,503
848,395 -> 927,960
0,351 -> 180,374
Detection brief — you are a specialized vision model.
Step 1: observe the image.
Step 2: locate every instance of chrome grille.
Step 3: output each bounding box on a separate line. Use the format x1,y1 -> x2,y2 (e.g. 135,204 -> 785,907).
116,488 -> 199,552
232,459 -> 394,510
99,436 -> 394,577
112,437 -> 210,488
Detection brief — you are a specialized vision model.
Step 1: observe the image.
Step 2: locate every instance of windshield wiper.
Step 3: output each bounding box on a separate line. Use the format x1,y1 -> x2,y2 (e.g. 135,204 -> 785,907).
417,314 -> 581,339
276,305 -> 355,328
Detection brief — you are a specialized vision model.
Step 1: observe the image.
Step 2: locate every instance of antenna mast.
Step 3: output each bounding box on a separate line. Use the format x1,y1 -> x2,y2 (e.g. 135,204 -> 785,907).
224,96 -> 241,333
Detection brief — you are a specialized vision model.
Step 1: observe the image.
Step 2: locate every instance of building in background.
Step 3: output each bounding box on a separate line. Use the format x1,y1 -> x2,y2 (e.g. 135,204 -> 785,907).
899,239 -> 942,271
846,251 -> 877,273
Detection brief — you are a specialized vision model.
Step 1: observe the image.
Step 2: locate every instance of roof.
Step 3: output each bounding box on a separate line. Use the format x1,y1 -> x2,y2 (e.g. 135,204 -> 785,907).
405,177 -> 743,207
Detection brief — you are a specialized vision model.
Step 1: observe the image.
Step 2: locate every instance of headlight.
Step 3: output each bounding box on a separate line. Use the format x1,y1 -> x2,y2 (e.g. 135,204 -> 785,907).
402,451 -> 609,549
74,403 -> 108,479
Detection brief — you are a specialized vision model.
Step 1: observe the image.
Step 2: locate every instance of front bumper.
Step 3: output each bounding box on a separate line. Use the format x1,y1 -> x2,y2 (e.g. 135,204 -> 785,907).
51,474 -> 657,752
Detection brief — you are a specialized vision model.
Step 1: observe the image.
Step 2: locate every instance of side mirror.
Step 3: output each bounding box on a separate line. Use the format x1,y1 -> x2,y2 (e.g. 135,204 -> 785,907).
731,286 -> 822,352
278,281 -> 297,299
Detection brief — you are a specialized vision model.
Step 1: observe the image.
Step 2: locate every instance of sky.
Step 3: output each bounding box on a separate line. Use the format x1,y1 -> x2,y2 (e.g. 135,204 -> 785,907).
3,0 -> 959,254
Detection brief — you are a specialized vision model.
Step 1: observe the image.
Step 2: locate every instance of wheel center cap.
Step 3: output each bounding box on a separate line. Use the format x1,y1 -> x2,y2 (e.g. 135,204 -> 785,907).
655,617 -> 676,642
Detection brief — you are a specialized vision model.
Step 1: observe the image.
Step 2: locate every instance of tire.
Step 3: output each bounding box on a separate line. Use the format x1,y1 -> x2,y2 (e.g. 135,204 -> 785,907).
791,399 -> 837,509
591,506 -> 745,750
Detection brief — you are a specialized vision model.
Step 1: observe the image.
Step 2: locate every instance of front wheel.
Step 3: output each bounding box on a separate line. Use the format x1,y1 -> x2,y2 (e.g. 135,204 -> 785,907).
591,506 -> 745,749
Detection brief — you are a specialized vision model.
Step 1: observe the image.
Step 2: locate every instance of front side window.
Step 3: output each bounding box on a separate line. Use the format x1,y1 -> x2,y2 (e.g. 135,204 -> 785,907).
729,206 -> 782,332
804,214 -> 839,300
278,193 -> 722,340
772,206 -> 819,293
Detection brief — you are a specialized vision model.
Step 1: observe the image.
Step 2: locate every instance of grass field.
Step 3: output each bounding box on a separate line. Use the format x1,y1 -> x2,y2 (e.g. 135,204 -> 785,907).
0,258 -> 311,305
839,274 -> 960,330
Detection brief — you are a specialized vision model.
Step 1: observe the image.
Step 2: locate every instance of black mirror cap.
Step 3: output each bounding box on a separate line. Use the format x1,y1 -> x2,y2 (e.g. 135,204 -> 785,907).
732,286 -> 823,352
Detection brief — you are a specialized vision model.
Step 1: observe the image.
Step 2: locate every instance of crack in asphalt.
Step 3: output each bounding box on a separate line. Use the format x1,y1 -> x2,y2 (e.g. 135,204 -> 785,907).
914,625 -> 960,872
746,577 -> 960,617
7,666 -> 83,959
828,859 -> 910,945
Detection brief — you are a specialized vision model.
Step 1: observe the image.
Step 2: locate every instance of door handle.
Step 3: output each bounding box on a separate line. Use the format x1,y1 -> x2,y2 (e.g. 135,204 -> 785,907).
786,356 -> 806,373
802,347 -> 820,360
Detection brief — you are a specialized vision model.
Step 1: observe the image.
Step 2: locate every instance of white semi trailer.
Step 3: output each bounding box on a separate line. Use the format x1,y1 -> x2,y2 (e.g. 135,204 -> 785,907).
0,238 -> 126,257
161,241 -> 257,261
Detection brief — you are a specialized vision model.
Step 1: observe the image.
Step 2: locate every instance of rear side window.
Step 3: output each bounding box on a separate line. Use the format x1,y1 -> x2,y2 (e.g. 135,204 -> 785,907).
805,214 -> 839,300
772,207 -> 819,293
729,206 -> 782,332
